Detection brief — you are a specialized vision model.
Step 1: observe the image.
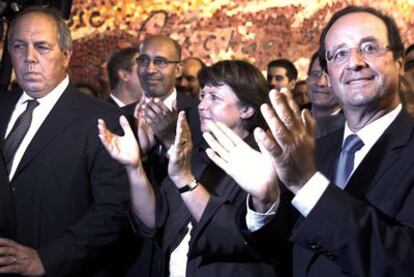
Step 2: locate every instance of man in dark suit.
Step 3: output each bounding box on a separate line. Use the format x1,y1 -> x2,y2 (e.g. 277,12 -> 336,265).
198,6 -> 414,276
106,47 -> 143,108
0,6 -> 130,276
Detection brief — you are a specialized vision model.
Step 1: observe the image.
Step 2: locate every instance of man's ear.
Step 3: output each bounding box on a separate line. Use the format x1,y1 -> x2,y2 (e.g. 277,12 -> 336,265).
118,69 -> 129,82
240,105 -> 255,119
289,80 -> 296,90
62,50 -> 72,68
397,56 -> 405,76
175,62 -> 182,78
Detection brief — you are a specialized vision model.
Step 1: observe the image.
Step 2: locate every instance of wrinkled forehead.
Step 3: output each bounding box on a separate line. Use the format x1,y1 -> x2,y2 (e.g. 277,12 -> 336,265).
324,12 -> 389,50
10,12 -> 58,41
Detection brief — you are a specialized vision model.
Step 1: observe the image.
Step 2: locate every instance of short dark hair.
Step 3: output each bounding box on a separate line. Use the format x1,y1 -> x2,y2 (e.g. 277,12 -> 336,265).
7,5 -> 72,52
319,6 -> 404,72
198,60 -> 269,132
307,51 -> 320,76
107,47 -> 139,90
405,43 -> 414,56
267,59 -> 298,81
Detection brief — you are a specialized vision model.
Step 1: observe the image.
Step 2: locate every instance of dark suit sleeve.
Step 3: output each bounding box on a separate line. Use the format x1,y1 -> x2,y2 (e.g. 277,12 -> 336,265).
290,182 -> 414,276
37,113 -> 131,276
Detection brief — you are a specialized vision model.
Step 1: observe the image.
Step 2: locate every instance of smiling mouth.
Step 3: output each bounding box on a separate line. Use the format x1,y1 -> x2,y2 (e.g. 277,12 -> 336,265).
345,76 -> 375,85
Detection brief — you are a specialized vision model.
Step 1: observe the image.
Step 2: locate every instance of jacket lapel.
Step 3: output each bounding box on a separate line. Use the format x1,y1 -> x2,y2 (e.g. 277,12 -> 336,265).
0,91 -> 22,149
346,110 -> 414,199
12,86 -> 79,178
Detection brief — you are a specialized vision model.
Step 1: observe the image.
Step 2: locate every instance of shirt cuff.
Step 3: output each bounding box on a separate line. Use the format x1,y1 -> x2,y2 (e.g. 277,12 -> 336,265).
291,171 -> 330,217
245,194 -> 279,232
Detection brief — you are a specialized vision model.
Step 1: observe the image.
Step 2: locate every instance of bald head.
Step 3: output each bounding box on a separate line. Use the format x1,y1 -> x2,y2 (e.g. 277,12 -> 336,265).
138,35 -> 182,98
176,57 -> 205,99
140,35 -> 181,61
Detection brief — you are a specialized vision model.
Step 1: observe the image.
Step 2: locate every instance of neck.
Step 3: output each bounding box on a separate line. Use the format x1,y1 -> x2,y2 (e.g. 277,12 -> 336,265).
311,104 -> 341,118
112,86 -> 141,105
344,102 -> 399,132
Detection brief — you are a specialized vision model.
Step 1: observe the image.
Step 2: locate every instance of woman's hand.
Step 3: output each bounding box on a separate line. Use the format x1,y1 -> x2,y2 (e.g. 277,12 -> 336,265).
168,111 -> 194,187
98,115 -> 141,167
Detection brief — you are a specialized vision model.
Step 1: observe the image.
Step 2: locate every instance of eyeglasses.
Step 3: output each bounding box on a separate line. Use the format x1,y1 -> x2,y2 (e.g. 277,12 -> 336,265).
404,60 -> 414,72
136,55 -> 181,68
308,70 -> 328,80
326,41 -> 391,66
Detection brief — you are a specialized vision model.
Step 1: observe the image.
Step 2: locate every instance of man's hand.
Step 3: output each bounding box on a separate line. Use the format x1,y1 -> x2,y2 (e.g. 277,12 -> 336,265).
0,238 -> 45,276
141,97 -> 177,149
134,100 -> 157,156
260,89 -> 317,193
203,122 -> 279,212
98,115 -> 141,167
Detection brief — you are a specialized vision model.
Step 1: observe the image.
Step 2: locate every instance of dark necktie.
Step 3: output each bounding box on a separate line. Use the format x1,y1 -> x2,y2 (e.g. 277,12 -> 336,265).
3,99 -> 39,173
334,134 -> 364,189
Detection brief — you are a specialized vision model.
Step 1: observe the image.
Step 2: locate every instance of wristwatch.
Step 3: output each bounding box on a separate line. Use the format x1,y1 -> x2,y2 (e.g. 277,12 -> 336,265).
178,178 -> 199,193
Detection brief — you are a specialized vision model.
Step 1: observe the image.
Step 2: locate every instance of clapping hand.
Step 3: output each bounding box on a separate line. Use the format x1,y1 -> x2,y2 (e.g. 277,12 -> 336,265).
98,115 -> 140,167
203,121 -> 279,211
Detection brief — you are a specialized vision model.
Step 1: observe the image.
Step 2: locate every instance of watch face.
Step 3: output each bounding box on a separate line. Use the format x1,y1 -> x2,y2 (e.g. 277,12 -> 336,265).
178,179 -> 198,193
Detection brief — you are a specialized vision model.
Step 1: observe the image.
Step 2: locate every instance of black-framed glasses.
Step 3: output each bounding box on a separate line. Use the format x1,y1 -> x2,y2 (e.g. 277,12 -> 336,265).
136,55 -> 181,68
326,40 -> 391,66
404,60 -> 414,72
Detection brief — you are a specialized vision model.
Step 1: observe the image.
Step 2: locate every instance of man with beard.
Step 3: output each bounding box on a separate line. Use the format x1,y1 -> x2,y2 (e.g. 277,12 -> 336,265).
176,57 -> 205,101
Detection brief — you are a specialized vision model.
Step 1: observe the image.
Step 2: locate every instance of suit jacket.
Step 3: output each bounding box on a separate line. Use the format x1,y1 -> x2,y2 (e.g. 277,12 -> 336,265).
133,136 -> 278,277
240,109 -> 414,276
315,111 -> 346,138
0,85 -> 131,276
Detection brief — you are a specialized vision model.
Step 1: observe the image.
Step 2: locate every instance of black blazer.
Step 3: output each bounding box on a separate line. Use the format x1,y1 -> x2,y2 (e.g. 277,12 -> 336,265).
241,109 -> 414,276
133,136 -> 278,277
0,85 -> 131,276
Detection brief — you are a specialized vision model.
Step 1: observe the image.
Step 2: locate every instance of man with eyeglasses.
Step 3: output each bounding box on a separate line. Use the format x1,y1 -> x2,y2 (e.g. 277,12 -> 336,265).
191,6 -> 414,277
306,52 -> 345,138
404,44 -> 414,91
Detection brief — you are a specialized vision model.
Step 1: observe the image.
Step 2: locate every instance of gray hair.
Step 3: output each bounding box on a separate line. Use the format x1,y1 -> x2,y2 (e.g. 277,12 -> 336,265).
7,5 -> 72,52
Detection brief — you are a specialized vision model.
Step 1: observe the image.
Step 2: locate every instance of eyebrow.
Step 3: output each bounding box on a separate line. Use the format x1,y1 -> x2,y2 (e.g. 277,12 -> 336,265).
329,36 -> 381,53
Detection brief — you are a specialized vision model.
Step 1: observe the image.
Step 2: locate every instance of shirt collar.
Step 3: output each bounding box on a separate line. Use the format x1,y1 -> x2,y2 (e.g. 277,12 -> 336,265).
343,104 -> 402,148
19,75 -> 69,106
163,88 -> 177,111
109,93 -> 126,107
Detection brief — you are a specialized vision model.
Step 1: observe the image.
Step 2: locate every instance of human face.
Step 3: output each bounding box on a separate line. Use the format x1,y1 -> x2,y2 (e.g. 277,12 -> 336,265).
125,54 -> 143,100
176,59 -> 202,99
138,39 -> 180,99
267,67 -> 295,91
404,49 -> 414,89
9,12 -> 71,98
307,58 -> 338,110
198,84 -> 248,138
324,12 -> 402,113
293,83 -> 310,107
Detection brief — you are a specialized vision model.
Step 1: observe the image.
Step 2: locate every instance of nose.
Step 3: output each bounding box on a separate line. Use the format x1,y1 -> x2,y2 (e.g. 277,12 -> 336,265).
146,60 -> 158,73
347,48 -> 367,70
318,73 -> 328,87
25,45 -> 38,64
198,96 -> 208,112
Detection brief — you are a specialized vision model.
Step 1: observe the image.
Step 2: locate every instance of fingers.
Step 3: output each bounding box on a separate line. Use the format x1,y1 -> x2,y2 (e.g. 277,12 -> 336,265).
142,98 -> 171,125
302,109 -> 316,136
0,239 -> 18,272
253,127 -> 282,158
174,111 -> 190,150
119,115 -> 135,139
205,122 -> 236,152
203,132 -> 231,163
269,90 -> 297,132
205,147 -> 229,172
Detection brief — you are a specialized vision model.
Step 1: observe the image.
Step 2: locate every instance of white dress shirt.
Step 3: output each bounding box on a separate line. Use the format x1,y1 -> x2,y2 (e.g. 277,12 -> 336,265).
247,104 -> 402,230
5,76 -> 69,180
109,93 -> 126,107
